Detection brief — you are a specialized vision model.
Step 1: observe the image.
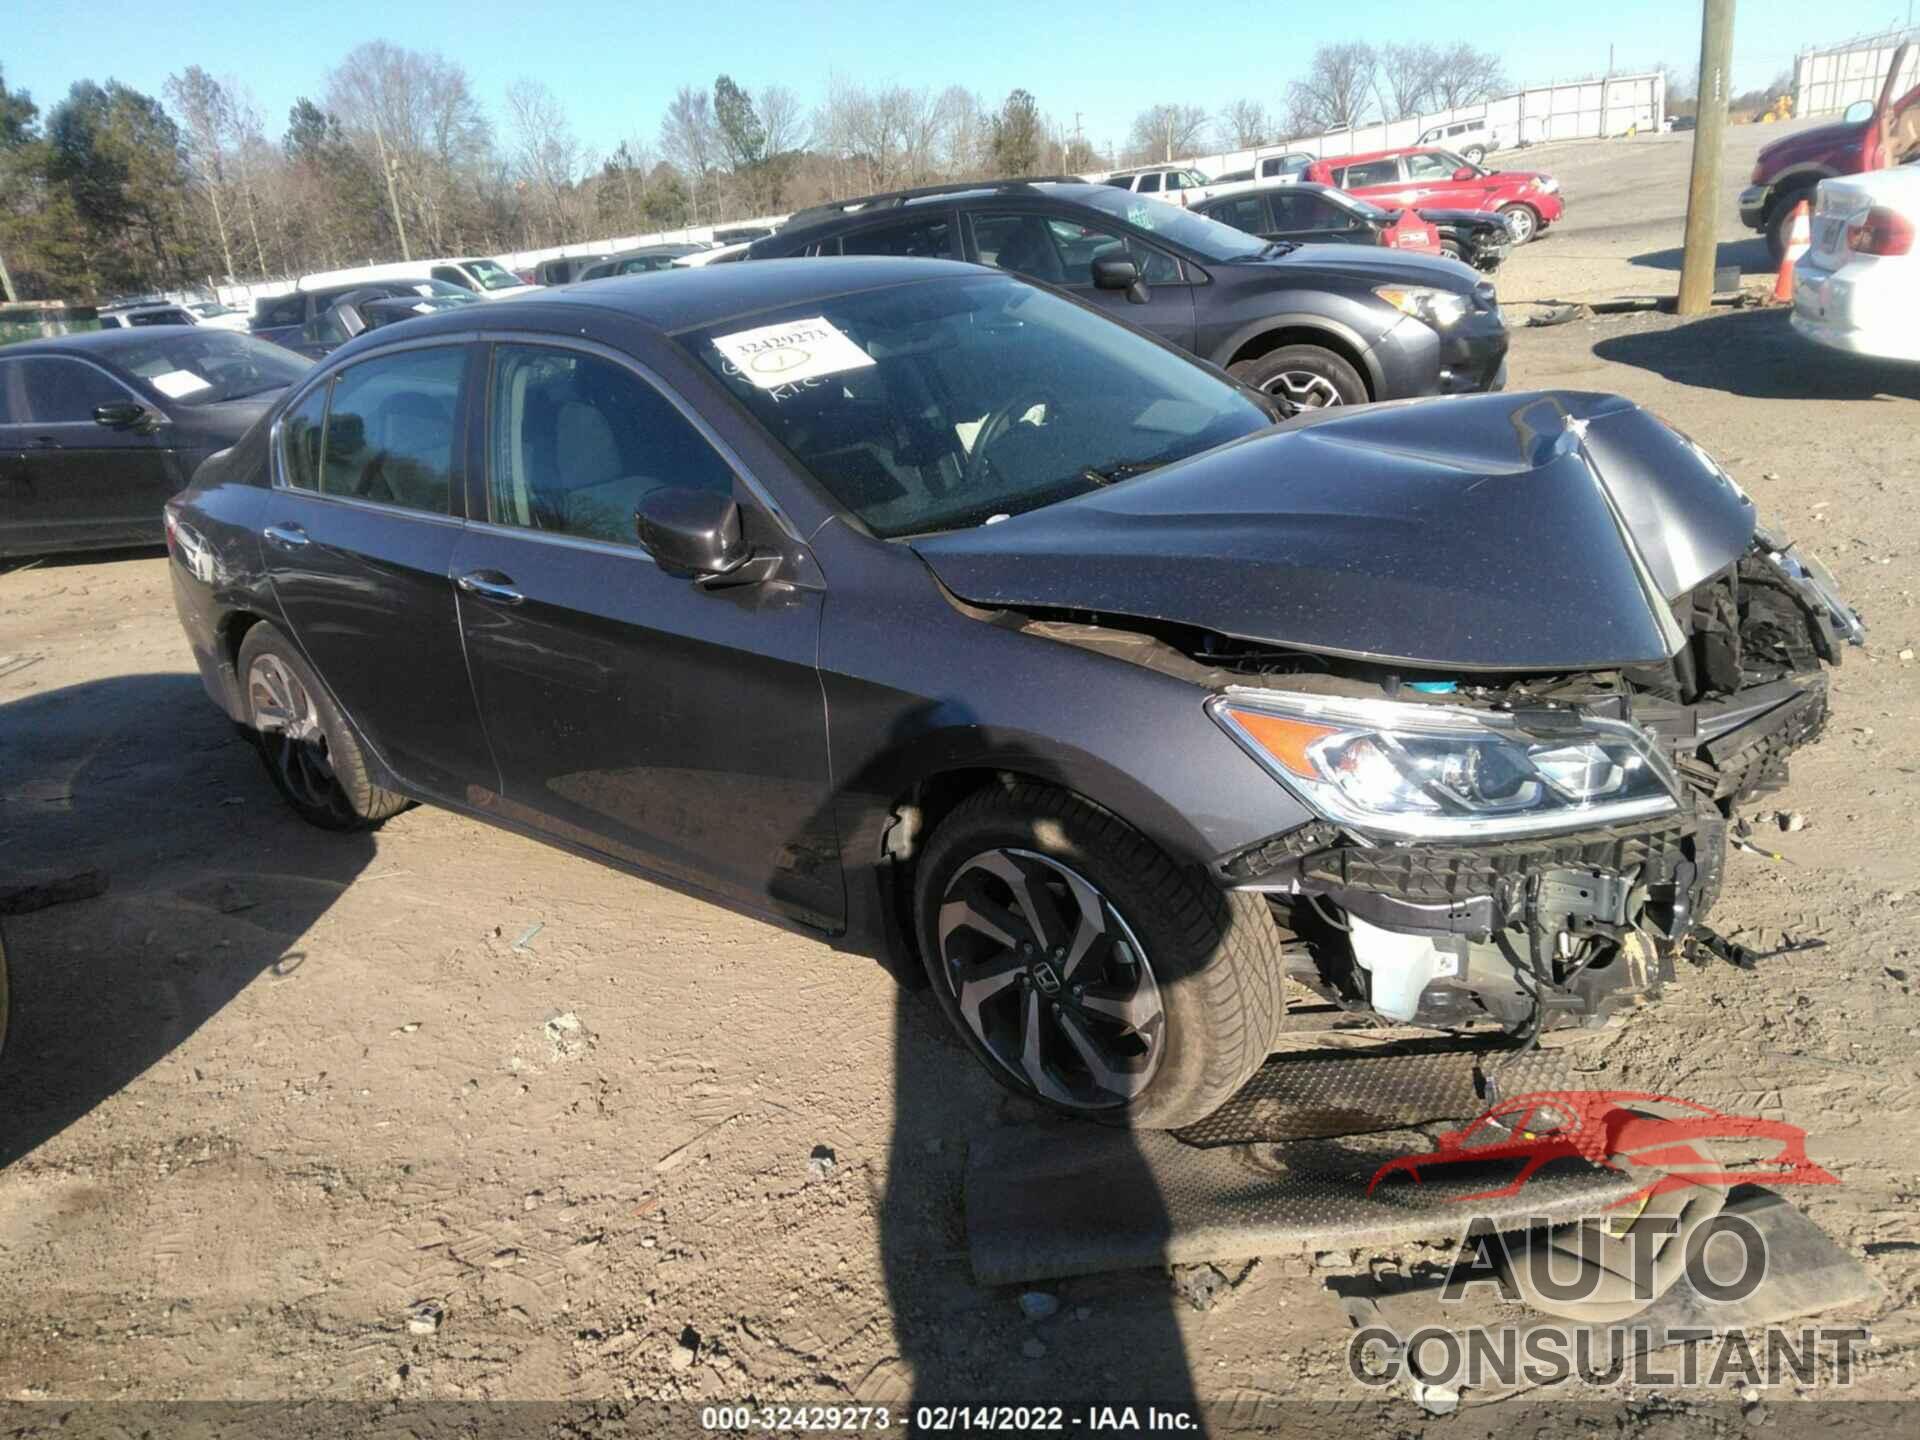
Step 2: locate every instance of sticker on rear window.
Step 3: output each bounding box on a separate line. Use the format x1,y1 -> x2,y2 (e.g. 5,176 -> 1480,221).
148,370 -> 212,398
711,316 -> 874,390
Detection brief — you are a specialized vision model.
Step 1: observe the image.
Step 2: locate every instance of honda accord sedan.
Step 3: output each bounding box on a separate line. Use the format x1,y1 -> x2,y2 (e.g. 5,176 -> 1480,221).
166,259 -> 1861,1128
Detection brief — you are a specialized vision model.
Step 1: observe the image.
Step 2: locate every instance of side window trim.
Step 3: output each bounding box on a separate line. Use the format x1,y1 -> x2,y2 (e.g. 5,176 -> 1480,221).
473,333 -> 795,549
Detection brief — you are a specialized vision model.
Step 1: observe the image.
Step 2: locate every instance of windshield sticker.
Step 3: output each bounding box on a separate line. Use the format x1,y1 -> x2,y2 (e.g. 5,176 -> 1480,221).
148,369 -> 212,398
1128,203 -> 1157,230
711,316 -> 875,391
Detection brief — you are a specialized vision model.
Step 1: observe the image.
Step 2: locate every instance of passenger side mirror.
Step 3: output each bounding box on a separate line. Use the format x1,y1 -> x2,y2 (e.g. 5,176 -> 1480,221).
636,487 -> 751,580
1091,255 -> 1149,304
1844,100 -> 1876,124
94,401 -> 153,431
1453,166 -> 1477,182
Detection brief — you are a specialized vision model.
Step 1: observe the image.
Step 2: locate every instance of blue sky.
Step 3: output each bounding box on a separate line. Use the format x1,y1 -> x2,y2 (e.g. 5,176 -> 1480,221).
3,0 -> 1907,159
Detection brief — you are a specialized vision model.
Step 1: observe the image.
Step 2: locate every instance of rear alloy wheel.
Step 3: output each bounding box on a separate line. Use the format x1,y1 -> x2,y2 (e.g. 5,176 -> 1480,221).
1229,345 -> 1368,417
238,622 -> 408,831
1462,144 -> 1488,165
1499,203 -> 1539,245
915,783 -> 1286,1129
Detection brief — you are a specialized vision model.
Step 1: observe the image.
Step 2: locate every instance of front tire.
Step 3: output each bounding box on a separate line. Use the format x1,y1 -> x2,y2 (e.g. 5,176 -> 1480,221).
238,621 -> 408,831
914,782 -> 1286,1129
1499,202 -> 1540,245
1228,345 -> 1368,416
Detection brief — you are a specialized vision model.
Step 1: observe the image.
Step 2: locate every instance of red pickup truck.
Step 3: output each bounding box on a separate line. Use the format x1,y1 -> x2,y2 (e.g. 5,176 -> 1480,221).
1741,42 -> 1918,259
1303,147 -> 1565,244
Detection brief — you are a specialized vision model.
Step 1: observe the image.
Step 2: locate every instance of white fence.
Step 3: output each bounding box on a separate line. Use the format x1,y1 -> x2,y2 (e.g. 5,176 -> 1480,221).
1794,27 -> 1919,118
1095,72 -> 1666,182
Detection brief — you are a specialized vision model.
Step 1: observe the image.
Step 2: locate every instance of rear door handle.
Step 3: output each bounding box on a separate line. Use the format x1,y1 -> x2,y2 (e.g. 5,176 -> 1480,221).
456,570 -> 524,605
29,436 -> 61,449
263,522 -> 309,549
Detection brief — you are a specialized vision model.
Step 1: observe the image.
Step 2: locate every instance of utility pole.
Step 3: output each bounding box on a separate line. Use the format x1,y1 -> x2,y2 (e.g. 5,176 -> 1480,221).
1678,0 -> 1736,316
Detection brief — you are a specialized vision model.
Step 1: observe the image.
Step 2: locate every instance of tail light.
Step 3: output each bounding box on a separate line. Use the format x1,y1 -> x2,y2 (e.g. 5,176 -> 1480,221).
1847,206 -> 1915,256
163,506 -> 178,552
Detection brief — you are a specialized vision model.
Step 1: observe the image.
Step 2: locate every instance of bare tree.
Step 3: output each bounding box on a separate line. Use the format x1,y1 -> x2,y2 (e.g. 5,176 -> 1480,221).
1287,43 -> 1379,132
505,78 -> 588,245
659,84 -> 717,221
165,67 -> 237,280
934,87 -> 988,178
1376,43 -> 1441,120
1428,43 -> 1509,110
1217,98 -> 1271,148
1127,103 -> 1211,163
326,42 -> 489,260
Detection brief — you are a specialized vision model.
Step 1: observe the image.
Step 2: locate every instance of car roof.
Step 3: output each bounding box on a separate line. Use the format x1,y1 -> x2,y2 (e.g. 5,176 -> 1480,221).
767,180 -> 1146,249
0,326 -> 255,360
1321,145 -> 1454,168
357,257 -> 989,341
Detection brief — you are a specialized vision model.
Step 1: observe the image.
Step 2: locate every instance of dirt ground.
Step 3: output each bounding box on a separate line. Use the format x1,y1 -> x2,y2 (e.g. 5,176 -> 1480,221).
3,126 -> 1919,1435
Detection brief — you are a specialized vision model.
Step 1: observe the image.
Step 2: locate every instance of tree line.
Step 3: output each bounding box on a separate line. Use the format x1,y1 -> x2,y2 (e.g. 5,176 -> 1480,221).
0,40 -> 1509,303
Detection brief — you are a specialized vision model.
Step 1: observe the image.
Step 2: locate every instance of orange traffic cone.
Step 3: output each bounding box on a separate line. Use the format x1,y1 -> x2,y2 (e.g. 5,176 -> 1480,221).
1772,199 -> 1812,303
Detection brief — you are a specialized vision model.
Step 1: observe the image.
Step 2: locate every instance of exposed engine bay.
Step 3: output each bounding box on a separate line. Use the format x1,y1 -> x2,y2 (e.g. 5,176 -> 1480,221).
1017,531 -> 1859,1039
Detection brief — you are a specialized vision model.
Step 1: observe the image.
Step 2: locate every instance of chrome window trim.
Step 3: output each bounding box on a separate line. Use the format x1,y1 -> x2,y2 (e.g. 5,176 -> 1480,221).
474,330 -> 799,543
462,517 -> 658,565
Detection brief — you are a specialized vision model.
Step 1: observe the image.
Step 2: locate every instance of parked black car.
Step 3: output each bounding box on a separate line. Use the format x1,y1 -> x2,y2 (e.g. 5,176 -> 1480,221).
2,328 -> 308,556
746,179 -> 1507,413
165,260 -> 1859,1127
576,244 -> 707,280
531,254 -> 612,286
252,279 -> 466,349
291,286 -> 483,359
1191,181 -> 1514,272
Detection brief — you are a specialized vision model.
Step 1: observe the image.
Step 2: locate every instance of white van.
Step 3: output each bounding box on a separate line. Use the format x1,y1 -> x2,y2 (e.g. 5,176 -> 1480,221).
1415,118 -> 1514,164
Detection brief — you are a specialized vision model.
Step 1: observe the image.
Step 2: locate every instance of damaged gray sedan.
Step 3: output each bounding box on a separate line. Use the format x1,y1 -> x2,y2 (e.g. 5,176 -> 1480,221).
165,260 -> 1861,1130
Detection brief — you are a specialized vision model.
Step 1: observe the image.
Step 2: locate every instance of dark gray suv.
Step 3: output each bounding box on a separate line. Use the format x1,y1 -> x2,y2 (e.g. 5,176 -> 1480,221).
748,179 -> 1507,413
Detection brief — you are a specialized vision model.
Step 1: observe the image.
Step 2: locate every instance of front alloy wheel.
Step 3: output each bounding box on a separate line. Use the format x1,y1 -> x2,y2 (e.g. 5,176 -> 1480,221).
913,783 -> 1286,1129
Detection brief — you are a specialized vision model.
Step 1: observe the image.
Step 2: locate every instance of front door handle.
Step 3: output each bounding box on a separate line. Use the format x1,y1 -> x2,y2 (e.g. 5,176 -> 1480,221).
29,436 -> 61,449
263,522 -> 309,549
456,570 -> 524,606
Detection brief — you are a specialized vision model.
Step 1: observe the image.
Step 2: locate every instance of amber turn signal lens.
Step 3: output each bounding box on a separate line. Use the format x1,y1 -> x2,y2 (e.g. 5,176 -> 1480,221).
1221,707 -> 1339,779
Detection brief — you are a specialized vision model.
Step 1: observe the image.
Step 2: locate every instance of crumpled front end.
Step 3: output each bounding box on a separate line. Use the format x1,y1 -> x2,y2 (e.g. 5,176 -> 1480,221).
1217,528 -> 1861,1035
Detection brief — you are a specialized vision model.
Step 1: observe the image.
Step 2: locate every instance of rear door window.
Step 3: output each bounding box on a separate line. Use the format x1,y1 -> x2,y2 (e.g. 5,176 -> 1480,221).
280,383 -> 328,490
1210,195 -> 1270,234
258,292 -> 307,328
1137,173 -> 1162,193
319,346 -> 465,513
1338,160 -> 1402,187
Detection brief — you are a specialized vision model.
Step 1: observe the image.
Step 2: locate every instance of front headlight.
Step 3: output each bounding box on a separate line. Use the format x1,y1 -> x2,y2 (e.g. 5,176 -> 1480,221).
1373,284 -> 1469,329
1209,689 -> 1679,840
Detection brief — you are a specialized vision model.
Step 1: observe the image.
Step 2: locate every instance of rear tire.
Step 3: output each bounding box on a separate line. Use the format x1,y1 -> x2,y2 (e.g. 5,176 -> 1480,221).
913,782 -> 1287,1130
1462,144 -> 1488,165
1229,345 -> 1368,416
237,621 -> 408,831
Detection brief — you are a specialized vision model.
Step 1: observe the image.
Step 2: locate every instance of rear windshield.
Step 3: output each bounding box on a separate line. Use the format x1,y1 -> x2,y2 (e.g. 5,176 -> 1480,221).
1063,187 -> 1270,261
677,273 -> 1269,538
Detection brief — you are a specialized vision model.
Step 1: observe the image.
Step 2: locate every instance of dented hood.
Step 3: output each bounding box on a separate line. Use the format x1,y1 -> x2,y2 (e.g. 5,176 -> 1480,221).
911,391 -> 1757,673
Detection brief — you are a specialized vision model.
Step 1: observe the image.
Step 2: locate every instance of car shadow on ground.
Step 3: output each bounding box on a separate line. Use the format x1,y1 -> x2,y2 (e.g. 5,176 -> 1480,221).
1629,236 -> 1775,276
0,544 -> 166,577
1591,305 -> 1920,401
0,672 -> 375,1169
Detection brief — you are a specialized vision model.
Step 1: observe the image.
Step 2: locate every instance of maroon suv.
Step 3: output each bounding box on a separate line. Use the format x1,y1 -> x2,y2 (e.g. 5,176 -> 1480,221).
1741,42 -> 1917,258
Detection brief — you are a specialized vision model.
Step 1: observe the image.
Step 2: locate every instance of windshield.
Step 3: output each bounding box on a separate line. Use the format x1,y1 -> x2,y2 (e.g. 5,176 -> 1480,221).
679,274 -> 1270,539
1062,186 -> 1269,261
1348,196 -> 1396,223
109,330 -> 311,404
404,279 -> 474,299
464,260 -> 523,291
190,302 -> 239,317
